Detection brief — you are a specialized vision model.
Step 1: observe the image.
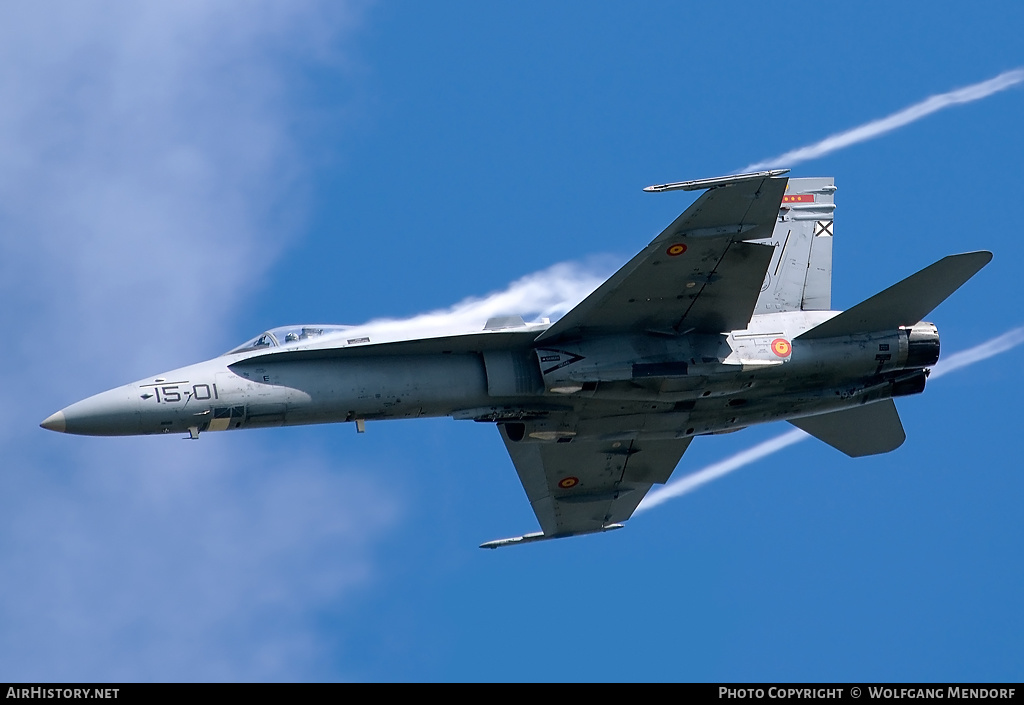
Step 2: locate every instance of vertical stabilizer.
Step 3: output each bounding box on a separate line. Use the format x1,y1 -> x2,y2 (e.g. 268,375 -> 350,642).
752,177 -> 835,314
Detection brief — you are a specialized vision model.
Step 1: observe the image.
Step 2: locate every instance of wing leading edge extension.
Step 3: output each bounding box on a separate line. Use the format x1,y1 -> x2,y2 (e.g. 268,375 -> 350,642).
536,173 -> 788,343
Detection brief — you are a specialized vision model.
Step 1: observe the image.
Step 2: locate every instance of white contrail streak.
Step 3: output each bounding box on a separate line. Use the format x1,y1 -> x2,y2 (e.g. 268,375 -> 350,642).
930,325 -> 1024,379
636,429 -> 808,512
637,325 -> 1024,513
743,68 -> 1024,171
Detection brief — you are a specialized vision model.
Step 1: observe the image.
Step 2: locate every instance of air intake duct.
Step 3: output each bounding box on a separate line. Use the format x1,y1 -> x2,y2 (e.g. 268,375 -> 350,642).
905,322 -> 940,369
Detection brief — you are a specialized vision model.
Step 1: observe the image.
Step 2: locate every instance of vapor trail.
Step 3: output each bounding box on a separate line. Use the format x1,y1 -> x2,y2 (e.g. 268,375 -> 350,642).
743,68 -> 1024,171
346,260 -> 608,343
929,325 -> 1024,379
636,429 -> 808,512
637,325 -> 1024,512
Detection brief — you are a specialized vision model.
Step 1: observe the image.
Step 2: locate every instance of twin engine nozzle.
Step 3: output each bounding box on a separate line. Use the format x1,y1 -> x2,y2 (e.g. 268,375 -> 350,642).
905,322 -> 940,369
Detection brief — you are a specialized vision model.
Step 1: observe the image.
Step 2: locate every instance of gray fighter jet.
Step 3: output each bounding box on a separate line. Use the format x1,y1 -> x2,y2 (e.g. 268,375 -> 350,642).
41,171 -> 991,547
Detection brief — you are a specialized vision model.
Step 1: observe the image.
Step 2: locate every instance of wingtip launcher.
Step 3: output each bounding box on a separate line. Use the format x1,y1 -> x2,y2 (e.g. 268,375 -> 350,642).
643,168 -> 790,193
480,524 -> 624,549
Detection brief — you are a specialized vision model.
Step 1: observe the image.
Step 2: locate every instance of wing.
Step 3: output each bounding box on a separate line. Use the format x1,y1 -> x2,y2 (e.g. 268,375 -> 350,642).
481,421 -> 692,547
536,174 -> 787,343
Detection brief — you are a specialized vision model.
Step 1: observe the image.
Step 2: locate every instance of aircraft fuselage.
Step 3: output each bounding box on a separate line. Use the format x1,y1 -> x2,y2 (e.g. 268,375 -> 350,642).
41,313 -> 938,443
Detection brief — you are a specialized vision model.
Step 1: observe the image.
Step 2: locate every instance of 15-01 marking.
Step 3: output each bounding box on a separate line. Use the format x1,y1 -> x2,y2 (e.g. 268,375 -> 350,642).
141,382 -> 219,404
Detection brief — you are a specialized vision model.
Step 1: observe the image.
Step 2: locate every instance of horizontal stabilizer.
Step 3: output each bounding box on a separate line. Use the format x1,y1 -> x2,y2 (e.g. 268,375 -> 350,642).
797,251 -> 992,340
789,400 -> 906,457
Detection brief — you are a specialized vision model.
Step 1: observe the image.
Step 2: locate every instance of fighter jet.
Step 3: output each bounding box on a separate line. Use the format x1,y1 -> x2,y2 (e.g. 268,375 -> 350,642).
41,170 -> 991,548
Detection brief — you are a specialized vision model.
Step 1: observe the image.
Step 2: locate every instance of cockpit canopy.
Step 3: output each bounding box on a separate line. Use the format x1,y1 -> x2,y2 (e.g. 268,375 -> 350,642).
224,325 -> 350,356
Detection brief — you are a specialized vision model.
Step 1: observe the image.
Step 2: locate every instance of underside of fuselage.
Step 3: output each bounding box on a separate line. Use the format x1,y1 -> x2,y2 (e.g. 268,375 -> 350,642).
40,318 -> 936,444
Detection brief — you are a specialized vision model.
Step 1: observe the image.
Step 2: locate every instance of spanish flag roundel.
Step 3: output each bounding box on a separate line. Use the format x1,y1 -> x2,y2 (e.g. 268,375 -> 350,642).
771,338 -> 792,358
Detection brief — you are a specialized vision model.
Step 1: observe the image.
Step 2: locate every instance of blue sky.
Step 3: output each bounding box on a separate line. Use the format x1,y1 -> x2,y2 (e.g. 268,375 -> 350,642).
2,1 -> 1023,682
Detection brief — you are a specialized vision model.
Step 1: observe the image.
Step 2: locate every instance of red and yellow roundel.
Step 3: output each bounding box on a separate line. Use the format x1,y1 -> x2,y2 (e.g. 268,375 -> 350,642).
666,243 -> 687,257
558,476 -> 579,489
771,338 -> 792,357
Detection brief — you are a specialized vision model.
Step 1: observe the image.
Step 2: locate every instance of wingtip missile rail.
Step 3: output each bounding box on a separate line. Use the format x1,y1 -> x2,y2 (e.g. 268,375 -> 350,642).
480,524 -> 624,549
643,168 -> 790,193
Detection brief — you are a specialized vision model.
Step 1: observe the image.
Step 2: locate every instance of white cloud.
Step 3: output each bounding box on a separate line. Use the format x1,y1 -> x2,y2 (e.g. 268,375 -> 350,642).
0,1 -> 392,681
0,2 -> 362,387
0,441 -> 399,680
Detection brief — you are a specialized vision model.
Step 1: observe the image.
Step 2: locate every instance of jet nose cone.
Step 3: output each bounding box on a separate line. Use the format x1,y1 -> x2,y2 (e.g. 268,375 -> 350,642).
40,410 -> 67,433
42,386 -> 141,436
